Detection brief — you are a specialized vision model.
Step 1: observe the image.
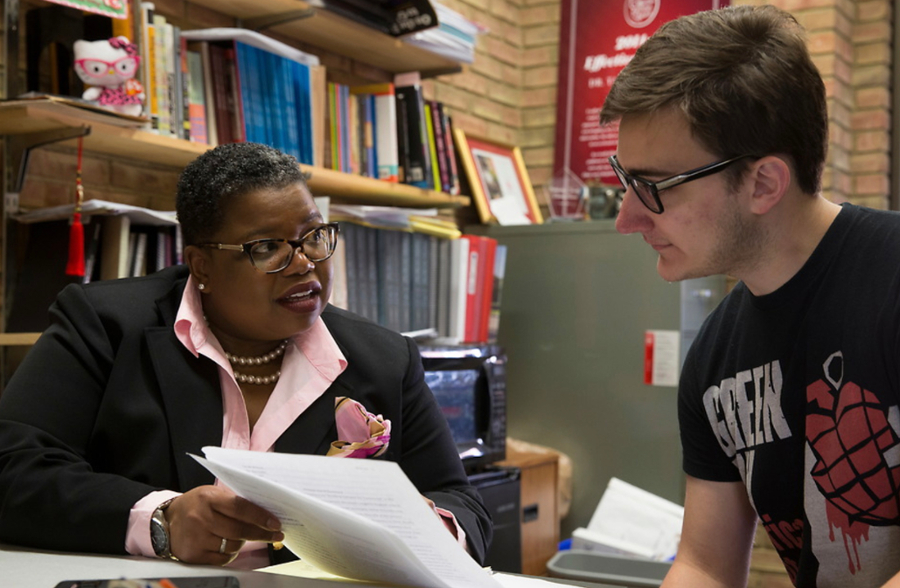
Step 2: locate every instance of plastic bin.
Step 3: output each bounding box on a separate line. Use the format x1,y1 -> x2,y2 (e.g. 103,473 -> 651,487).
546,550 -> 672,588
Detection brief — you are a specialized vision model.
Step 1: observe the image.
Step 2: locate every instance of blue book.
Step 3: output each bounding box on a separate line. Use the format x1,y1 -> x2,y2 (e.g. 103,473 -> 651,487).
291,60 -> 313,165
279,55 -> 300,162
267,50 -> 286,153
234,43 -> 259,143
340,84 -> 351,173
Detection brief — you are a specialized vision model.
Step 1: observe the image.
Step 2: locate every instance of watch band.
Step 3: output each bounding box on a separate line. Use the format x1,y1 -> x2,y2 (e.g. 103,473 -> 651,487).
150,497 -> 179,561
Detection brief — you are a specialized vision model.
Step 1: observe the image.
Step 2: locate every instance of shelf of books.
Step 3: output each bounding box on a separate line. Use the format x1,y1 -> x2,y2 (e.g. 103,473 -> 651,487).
187,0 -> 463,78
0,99 -> 470,209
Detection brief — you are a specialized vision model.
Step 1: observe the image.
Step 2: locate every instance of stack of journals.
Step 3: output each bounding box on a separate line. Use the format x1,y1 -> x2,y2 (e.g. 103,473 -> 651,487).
401,1 -> 486,64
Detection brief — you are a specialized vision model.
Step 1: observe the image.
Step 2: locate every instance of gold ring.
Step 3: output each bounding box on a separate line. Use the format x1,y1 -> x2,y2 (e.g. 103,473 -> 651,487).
219,537 -> 228,554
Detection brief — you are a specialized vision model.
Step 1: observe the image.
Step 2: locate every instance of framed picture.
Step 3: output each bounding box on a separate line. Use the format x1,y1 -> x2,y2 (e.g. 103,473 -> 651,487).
453,128 -> 544,225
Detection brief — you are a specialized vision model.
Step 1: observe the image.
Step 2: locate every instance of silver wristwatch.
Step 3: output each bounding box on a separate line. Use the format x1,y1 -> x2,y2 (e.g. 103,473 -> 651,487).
150,497 -> 179,560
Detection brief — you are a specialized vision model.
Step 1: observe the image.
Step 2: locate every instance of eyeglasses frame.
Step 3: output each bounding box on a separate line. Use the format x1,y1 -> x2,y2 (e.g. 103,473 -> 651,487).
608,154 -> 756,214
74,55 -> 141,78
198,222 -> 340,274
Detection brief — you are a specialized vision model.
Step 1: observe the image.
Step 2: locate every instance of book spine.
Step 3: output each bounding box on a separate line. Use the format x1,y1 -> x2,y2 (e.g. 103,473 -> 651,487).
225,44 -> 245,143
195,41 -> 218,146
423,102 -> 442,192
395,84 -> 432,189
186,49 -> 209,144
234,42 -> 255,145
430,101 -> 451,193
477,237 -> 497,343
139,2 -> 157,128
177,30 -> 191,140
151,14 -> 171,136
441,108 -> 461,195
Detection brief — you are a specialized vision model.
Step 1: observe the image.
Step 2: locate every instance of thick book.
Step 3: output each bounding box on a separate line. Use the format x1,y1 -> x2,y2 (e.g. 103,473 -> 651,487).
193,446 -> 501,588
376,228 -> 403,332
100,214 -> 132,281
436,237 -> 452,337
188,40 -> 218,145
151,14 -> 171,136
477,237 -> 497,343
207,42 -> 234,144
447,236 -> 470,344
395,84 -> 432,189
429,100 -> 451,193
409,232 -> 431,333
139,2 -> 157,126
310,65 -> 327,168
460,235 -> 496,344
424,102 -> 442,191
185,49 -> 209,144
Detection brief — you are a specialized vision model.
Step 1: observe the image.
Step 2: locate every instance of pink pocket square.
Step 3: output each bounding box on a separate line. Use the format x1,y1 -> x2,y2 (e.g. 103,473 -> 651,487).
326,396 -> 391,458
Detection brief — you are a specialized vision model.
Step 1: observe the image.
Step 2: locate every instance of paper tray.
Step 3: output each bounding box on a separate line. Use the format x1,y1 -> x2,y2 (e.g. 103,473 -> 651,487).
546,550 -> 671,588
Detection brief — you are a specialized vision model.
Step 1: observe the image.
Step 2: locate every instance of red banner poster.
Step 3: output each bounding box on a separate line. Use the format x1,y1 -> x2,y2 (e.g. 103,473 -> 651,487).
551,0 -> 727,217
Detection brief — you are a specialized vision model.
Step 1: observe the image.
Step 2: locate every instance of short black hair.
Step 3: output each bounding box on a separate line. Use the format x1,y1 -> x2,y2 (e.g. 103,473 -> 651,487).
176,142 -> 309,246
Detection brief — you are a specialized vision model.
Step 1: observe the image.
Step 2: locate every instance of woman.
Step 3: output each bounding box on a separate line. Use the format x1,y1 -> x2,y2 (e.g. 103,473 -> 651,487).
0,143 -> 491,568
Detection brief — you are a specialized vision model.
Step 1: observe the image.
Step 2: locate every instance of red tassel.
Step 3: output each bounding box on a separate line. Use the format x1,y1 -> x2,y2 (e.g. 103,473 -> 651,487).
66,212 -> 85,277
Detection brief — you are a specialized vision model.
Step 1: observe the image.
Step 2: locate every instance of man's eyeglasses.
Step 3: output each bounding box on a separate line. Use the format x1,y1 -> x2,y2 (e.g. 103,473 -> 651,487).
199,222 -> 340,274
608,154 -> 755,214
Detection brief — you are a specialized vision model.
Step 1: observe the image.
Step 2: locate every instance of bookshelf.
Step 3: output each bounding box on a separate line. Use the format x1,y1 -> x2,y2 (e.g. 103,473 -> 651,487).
0,100 -> 470,208
187,0 -> 463,79
0,1 -> 474,365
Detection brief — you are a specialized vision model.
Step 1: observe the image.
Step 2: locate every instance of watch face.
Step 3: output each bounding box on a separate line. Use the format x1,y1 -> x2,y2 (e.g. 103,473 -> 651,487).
150,517 -> 169,555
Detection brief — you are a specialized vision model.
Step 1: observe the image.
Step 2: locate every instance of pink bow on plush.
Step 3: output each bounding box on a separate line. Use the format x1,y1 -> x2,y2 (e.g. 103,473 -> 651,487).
326,397 -> 391,458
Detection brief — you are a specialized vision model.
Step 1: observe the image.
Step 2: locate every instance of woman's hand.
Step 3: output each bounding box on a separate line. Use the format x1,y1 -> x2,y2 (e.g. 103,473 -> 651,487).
164,485 -> 284,565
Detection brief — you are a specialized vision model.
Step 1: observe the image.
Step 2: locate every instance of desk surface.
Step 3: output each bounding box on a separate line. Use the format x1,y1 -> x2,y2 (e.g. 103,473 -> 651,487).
1,544 -> 615,588
1,544 -> 327,588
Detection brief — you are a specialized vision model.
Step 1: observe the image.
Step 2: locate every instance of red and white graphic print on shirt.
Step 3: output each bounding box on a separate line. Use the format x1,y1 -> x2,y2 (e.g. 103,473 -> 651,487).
805,351 -> 900,578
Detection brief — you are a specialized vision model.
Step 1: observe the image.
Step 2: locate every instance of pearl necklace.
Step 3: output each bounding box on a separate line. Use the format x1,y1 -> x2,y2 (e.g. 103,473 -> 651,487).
224,340 -> 288,366
232,369 -> 281,386
225,340 -> 288,386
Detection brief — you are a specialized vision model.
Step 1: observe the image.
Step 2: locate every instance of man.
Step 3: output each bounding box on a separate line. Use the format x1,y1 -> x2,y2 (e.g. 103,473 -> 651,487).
600,5 -> 900,587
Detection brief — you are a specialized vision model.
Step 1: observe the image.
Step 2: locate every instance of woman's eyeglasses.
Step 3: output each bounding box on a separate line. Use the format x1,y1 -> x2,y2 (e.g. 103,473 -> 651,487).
199,222 -> 340,274
608,154 -> 755,214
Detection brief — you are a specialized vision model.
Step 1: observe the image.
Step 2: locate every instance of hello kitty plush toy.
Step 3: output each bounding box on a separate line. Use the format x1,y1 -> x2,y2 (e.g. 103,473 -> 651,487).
73,36 -> 145,117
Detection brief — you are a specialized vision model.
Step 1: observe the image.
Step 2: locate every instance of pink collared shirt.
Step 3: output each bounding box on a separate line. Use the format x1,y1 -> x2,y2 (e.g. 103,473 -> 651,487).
124,276 -> 466,567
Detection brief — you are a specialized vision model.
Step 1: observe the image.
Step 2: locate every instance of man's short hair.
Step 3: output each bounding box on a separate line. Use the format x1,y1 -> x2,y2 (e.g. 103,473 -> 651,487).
600,5 -> 827,195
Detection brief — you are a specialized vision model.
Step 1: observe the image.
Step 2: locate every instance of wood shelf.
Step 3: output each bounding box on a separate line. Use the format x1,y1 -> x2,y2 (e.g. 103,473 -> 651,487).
188,0 -> 462,78
0,100 -> 470,209
0,332 -> 40,346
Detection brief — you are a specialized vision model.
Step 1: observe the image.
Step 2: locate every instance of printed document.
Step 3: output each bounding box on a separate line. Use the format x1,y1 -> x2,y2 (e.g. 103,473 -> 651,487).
193,446 -> 501,588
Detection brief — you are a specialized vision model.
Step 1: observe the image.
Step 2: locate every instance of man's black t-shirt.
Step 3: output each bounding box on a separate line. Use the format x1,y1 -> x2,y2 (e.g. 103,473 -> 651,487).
680,204 -> 900,587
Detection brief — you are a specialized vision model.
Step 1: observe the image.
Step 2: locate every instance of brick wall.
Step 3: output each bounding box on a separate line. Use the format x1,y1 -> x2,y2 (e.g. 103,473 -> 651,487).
426,0 -> 893,215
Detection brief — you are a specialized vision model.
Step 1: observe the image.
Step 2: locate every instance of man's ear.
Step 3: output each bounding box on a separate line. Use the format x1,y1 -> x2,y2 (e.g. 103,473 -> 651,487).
184,245 -> 212,293
747,156 -> 791,215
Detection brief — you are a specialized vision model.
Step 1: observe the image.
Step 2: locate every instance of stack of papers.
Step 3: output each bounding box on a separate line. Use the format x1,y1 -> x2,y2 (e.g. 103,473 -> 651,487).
570,478 -> 684,561
402,2 -> 487,64
12,199 -> 177,226
330,204 -> 461,239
